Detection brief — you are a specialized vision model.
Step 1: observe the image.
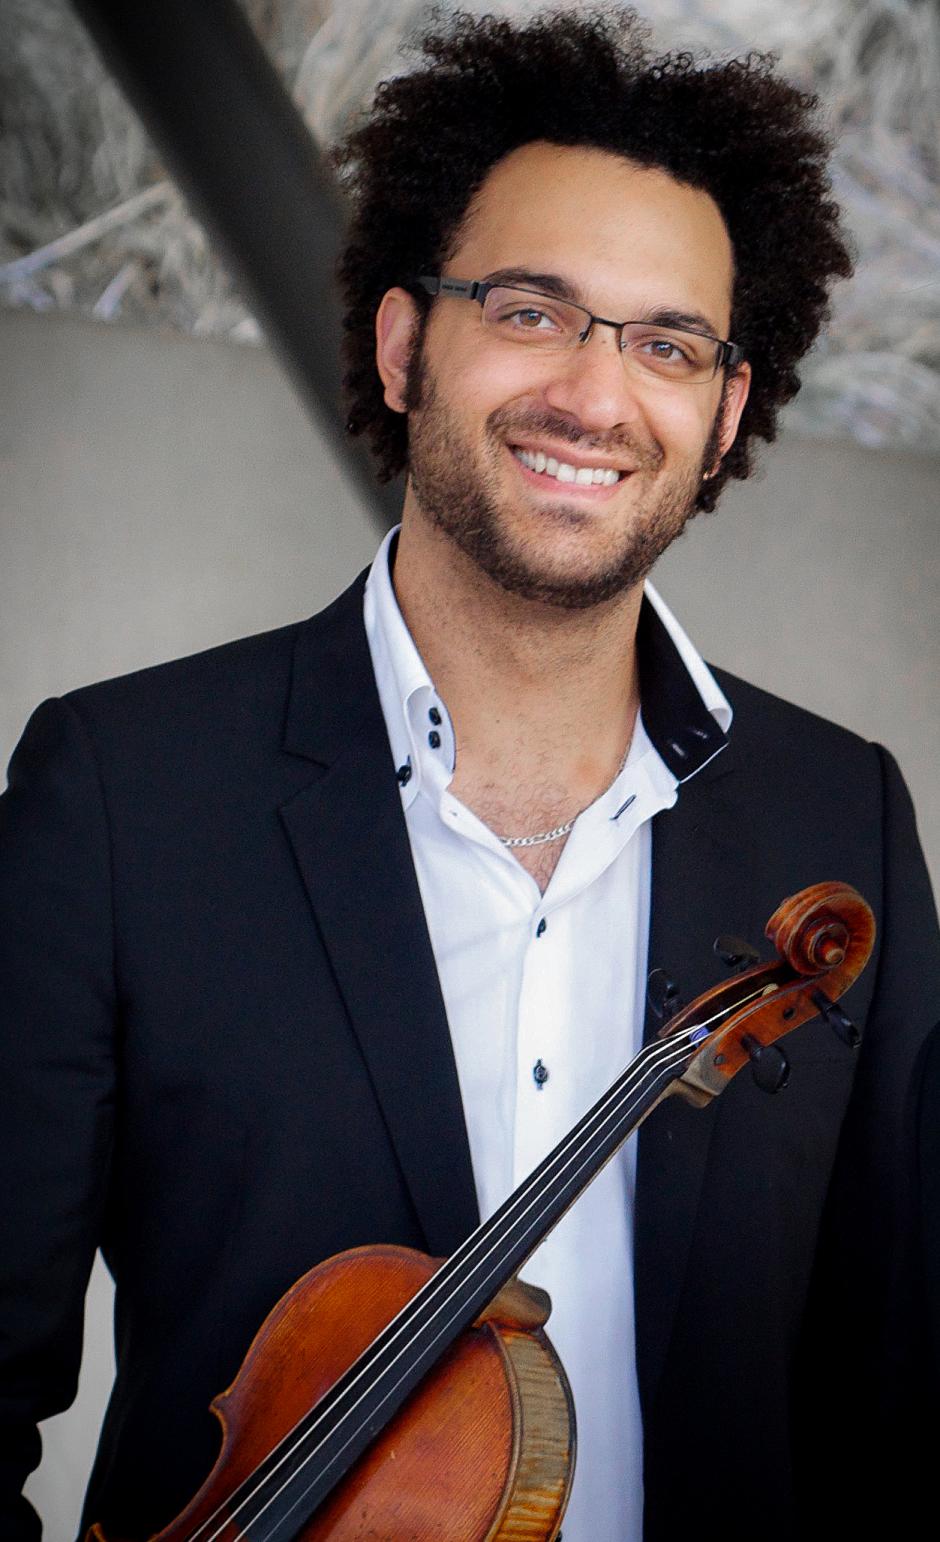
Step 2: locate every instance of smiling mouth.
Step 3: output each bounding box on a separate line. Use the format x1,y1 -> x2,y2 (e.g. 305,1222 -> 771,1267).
511,447 -> 624,486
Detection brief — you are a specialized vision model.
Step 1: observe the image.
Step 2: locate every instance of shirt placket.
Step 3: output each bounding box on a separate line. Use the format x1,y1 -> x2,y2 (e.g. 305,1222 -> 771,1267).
512,901 -> 572,1189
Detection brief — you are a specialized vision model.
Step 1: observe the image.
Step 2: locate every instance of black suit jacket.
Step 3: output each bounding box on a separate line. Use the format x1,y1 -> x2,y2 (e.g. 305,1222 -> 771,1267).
1,572 -> 938,1541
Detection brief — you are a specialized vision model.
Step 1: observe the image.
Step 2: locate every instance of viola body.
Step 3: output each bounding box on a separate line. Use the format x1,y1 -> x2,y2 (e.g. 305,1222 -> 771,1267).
90,882 -> 875,1542
89,1245 -> 574,1542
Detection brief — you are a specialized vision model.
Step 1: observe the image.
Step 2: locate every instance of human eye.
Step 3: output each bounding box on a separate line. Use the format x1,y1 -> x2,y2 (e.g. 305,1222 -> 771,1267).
623,326 -> 710,376
484,289 -> 573,342
647,336 -> 691,362
509,306 -> 557,331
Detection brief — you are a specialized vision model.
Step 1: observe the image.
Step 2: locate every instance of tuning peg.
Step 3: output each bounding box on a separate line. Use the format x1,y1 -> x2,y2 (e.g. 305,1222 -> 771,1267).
647,969 -> 682,1023
741,1033 -> 790,1094
713,934 -> 761,971
810,988 -> 861,1049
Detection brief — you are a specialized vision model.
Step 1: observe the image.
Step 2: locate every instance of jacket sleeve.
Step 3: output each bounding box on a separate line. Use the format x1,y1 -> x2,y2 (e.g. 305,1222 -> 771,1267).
795,744 -> 940,1530
0,698 -> 118,1540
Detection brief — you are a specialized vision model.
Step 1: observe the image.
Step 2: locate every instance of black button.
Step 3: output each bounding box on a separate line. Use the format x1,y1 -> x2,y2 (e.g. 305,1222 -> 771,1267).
396,762 -> 412,786
532,1059 -> 549,1089
428,730 -> 441,749
429,706 -> 442,725
536,918 -> 547,937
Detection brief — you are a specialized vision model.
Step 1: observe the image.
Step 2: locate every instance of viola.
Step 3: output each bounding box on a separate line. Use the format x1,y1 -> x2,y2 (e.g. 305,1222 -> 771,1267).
89,880 -> 874,1542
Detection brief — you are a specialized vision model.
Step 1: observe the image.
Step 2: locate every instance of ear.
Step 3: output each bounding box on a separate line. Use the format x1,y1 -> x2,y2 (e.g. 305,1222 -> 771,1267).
712,360 -> 751,470
375,287 -> 421,414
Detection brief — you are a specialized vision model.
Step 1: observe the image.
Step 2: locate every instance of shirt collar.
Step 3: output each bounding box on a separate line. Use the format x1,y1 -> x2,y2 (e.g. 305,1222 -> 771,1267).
363,528 -> 454,811
363,526 -> 731,812
639,581 -> 732,782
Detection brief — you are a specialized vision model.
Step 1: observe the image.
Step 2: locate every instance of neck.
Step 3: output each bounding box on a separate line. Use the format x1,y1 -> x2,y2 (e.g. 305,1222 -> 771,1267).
392,499 -> 643,830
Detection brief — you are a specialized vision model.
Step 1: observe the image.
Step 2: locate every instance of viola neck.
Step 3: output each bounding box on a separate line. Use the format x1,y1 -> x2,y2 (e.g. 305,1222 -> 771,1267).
434,1025 -> 693,1317
217,1027 -> 698,1542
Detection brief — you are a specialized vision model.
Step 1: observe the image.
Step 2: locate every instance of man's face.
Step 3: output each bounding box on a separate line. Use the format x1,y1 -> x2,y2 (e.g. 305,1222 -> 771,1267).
379,142 -> 750,609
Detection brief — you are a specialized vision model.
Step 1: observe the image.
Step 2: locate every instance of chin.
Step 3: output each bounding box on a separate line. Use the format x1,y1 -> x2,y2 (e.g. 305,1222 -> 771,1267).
465,532 -> 659,610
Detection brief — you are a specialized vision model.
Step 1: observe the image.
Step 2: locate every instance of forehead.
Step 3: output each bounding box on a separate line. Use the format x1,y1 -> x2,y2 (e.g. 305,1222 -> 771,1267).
450,141 -> 736,330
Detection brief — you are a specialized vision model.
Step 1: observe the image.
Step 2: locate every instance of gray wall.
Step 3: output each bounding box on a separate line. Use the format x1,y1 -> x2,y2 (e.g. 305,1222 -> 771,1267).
2,307 -> 937,1536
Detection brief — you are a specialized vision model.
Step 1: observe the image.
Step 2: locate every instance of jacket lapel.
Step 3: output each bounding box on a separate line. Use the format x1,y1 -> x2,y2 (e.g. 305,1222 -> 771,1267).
278,576 -> 479,1258
276,576 -> 764,1395
634,746 -> 763,1416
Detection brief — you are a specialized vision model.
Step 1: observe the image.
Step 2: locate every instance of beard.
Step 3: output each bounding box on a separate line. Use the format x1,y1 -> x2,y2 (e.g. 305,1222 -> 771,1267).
404,349 -> 722,611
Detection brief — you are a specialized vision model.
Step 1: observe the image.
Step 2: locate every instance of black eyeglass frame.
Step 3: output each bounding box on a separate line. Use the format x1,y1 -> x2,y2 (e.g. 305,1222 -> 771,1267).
416,274 -> 745,377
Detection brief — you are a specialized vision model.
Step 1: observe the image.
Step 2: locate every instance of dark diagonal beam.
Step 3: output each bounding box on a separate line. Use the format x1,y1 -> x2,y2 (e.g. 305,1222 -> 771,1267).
71,0 -> 399,527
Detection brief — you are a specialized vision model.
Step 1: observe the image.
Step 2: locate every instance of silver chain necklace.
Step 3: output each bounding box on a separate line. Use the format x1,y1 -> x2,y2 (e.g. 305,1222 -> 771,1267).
498,818 -> 576,849
495,737 -> 633,850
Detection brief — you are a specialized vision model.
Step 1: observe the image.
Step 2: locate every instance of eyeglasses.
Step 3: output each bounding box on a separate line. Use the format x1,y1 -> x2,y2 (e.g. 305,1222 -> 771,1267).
417,275 -> 744,385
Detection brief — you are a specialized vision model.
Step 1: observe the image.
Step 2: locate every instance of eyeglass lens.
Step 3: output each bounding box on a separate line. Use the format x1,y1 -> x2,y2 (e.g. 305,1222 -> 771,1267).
480,285 -> 721,381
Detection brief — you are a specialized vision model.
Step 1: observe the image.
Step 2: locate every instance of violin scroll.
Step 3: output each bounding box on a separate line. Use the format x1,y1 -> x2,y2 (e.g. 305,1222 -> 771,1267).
666,881 -> 875,1103
764,881 -> 874,988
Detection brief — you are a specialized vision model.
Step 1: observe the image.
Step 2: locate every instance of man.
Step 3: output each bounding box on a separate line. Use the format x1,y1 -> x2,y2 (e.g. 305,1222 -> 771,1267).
1,10 -> 938,1540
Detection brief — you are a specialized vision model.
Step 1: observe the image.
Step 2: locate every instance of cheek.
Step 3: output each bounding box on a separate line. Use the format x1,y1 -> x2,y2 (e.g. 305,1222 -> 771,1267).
648,388 -> 720,451
454,352 -> 549,424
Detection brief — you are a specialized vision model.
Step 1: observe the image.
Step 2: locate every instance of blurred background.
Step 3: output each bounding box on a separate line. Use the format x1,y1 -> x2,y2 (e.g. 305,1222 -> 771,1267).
1,1 -> 937,1533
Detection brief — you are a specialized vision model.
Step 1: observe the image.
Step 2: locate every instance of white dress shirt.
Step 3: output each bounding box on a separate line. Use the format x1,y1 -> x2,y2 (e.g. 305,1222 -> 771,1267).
363,528 -> 731,1540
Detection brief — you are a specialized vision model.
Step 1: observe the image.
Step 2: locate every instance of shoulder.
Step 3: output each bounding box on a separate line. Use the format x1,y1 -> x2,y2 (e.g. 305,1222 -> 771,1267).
711,664 -> 885,802
59,572 -> 369,760
701,666 -> 908,902
2,574 -> 373,817
64,617 -> 303,736
713,666 -> 875,763
705,667 -> 938,950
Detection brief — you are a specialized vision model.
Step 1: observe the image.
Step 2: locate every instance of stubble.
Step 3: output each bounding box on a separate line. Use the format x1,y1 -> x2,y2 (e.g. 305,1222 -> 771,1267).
405,351 -> 722,611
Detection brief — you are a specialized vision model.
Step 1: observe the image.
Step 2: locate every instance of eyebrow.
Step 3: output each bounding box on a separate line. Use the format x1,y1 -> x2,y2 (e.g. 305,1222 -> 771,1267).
643,306 -> 722,338
482,267 -> 579,300
481,268 -> 723,338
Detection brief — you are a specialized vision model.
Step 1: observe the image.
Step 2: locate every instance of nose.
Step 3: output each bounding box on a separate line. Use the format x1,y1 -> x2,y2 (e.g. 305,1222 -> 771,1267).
541,325 -> 645,436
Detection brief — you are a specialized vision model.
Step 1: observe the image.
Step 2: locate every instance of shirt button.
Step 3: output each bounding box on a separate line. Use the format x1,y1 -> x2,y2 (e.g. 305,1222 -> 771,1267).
428,730 -> 442,749
536,918 -> 547,937
533,1059 -> 549,1089
429,706 -> 442,725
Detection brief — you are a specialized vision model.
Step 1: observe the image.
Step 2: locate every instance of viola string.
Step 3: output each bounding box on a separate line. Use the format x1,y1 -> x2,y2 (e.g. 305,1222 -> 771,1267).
186,1028 -> 695,1542
259,1050 -> 692,1542
187,1016 -> 723,1542
189,983 -> 770,1542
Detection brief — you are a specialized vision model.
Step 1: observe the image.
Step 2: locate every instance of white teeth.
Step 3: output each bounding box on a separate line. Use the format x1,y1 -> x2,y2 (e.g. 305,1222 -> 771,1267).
513,447 -> 622,486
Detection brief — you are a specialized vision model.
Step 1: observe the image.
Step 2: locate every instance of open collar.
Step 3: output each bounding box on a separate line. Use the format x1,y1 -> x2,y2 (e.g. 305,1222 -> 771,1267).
362,527 -> 733,813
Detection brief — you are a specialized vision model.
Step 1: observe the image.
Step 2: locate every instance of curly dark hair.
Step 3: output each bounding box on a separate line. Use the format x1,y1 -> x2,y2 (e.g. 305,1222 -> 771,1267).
332,7 -> 852,512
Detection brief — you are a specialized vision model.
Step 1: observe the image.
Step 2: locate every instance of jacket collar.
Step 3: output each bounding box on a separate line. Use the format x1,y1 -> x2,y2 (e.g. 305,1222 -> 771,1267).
636,592 -> 732,784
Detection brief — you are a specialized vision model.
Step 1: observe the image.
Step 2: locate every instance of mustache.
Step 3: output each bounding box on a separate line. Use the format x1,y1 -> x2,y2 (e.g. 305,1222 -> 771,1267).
486,405 -> 663,470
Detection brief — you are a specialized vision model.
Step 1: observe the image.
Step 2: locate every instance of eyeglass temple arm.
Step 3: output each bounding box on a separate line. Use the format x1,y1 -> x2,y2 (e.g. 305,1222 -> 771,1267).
417,276 -> 486,301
